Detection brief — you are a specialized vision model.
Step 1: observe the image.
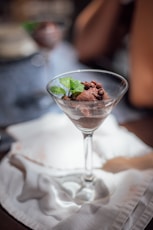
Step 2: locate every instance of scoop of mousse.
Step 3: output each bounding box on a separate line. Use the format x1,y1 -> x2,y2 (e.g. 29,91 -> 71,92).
62,80 -> 109,102
76,81 -> 109,101
61,80 -> 110,124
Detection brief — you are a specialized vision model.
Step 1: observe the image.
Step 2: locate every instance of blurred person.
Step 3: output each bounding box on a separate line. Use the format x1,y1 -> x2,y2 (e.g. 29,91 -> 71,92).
0,0 -> 73,127
73,0 -> 153,109
0,22 -> 62,128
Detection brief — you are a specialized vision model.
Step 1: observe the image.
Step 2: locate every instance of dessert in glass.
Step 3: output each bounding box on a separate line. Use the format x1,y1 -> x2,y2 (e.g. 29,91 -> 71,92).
46,69 -> 128,204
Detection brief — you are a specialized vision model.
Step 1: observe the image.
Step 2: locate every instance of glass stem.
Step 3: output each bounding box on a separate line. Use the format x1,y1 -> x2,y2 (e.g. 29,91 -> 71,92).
83,132 -> 94,182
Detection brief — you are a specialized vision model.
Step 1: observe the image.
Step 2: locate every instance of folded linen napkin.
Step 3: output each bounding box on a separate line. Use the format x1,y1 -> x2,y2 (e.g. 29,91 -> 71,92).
1,113 -> 153,230
6,113 -> 152,168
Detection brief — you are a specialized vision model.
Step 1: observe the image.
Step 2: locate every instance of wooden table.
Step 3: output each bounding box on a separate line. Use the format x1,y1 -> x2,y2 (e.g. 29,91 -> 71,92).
0,114 -> 153,230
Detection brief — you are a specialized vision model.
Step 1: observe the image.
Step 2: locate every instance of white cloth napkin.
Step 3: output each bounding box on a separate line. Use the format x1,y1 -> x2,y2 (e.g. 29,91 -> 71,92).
1,113 -> 153,230
6,113 -> 151,168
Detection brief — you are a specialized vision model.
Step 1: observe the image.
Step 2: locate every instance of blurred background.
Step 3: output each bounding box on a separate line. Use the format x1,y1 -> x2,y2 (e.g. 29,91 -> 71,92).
0,0 -> 152,128
0,0 -> 77,127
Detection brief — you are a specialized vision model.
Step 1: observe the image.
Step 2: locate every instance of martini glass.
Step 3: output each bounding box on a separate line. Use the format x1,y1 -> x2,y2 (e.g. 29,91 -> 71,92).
46,69 -> 128,204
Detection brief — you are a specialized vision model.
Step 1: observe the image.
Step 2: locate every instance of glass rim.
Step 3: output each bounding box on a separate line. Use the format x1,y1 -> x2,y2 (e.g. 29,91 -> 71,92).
46,68 -> 129,102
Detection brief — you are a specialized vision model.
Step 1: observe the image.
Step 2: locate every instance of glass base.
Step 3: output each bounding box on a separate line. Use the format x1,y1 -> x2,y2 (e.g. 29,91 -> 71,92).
52,172 -> 110,206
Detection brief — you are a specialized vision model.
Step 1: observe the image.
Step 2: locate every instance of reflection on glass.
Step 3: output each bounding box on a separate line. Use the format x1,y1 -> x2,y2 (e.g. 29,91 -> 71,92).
46,69 -> 128,205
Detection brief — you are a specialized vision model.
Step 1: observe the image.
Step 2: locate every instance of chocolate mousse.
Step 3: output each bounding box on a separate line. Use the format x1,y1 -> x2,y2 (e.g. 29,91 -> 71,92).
63,80 -> 109,101
61,80 -> 112,131
76,80 -> 109,101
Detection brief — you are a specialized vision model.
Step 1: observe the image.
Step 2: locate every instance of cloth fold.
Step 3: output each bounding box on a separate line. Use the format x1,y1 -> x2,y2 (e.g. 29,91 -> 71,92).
1,113 -> 153,230
7,113 -> 152,168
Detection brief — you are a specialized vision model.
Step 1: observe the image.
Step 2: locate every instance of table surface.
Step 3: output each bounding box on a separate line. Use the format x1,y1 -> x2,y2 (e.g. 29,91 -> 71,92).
0,114 -> 153,230
0,41 -> 153,229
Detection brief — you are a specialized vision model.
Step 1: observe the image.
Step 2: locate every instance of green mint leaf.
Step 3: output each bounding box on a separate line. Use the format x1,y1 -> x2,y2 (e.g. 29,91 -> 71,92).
70,79 -> 84,94
60,77 -> 84,93
50,86 -> 66,95
59,77 -> 72,89
50,76 -> 84,97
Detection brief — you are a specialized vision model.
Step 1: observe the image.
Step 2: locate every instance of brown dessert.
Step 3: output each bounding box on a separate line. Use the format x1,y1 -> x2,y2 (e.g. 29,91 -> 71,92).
63,80 -> 109,101
60,80 -> 112,131
76,80 -> 109,101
